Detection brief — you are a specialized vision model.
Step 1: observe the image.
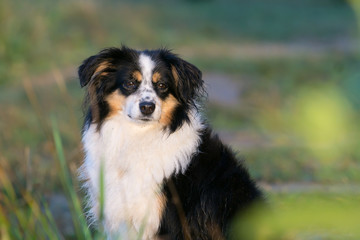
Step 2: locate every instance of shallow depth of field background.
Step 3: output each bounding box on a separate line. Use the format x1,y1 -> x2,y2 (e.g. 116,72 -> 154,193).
1,0 -> 360,239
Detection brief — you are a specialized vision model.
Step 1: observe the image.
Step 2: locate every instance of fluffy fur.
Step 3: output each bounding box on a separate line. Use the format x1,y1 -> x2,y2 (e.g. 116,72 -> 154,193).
78,46 -> 262,239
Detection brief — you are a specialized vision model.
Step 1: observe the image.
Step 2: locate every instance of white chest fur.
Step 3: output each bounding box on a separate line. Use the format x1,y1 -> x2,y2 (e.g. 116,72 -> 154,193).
80,112 -> 203,239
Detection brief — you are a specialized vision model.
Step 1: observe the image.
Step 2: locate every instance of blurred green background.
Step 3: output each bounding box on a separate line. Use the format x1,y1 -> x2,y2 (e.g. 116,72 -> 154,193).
0,0 -> 359,239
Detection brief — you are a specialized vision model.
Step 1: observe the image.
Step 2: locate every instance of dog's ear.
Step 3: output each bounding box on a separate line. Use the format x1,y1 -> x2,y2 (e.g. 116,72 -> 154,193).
160,49 -> 204,104
79,47 -> 137,88
78,53 -> 113,88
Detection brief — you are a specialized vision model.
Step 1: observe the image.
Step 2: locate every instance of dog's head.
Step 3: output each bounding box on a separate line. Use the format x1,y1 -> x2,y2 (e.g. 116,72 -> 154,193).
79,46 -> 204,132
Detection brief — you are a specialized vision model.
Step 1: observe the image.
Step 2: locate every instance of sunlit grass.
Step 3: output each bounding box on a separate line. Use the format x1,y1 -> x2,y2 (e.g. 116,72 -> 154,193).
52,118 -> 92,240
0,164 -> 62,239
2,152 -> 359,239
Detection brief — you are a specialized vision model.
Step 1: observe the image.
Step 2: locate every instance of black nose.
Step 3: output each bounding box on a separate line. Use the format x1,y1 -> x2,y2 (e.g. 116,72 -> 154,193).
139,102 -> 155,115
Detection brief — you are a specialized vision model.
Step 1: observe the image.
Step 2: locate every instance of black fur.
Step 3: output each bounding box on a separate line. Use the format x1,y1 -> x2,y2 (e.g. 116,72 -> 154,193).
158,128 -> 263,239
79,47 -> 141,128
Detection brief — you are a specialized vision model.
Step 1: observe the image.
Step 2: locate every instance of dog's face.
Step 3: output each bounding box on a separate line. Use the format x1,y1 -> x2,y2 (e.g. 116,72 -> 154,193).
79,47 -> 204,132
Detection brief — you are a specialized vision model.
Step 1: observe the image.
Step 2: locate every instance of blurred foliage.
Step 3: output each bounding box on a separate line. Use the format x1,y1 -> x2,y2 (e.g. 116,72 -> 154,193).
0,0 -> 360,238
0,0 -> 357,85
0,127 -> 105,239
0,0 -> 358,182
1,127 -> 359,239
232,193 -> 360,240
205,54 -> 360,182
0,0 -> 359,185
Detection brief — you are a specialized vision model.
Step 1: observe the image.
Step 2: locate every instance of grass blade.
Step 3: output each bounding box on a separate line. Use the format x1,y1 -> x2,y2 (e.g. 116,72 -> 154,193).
51,117 -> 92,240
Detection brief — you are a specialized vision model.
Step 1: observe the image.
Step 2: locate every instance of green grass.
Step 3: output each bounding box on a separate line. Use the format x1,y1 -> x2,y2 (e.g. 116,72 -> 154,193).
0,123 -> 97,239
1,0 -> 360,238
0,80 -> 83,192
1,125 -> 359,239
52,118 -> 92,239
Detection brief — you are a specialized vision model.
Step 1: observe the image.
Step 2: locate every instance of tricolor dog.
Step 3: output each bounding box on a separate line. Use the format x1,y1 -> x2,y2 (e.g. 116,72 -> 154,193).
78,46 -> 263,239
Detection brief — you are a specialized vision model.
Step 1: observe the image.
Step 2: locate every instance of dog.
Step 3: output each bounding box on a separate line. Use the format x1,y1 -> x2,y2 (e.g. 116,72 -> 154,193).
78,46 -> 263,239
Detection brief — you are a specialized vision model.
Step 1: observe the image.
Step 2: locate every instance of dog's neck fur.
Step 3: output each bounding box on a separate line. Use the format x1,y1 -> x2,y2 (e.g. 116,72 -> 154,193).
80,109 -> 204,239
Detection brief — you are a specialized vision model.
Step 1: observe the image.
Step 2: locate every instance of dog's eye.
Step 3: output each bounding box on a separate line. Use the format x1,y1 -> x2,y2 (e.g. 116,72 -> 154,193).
124,80 -> 136,89
157,82 -> 167,90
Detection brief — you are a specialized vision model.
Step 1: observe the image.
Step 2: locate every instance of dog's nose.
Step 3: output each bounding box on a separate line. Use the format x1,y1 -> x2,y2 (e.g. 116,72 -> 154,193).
139,102 -> 155,115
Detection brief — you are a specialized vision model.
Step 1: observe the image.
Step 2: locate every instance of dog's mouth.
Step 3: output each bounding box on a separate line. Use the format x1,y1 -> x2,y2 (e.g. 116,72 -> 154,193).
127,115 -> 155,123
139,118 -> 151,122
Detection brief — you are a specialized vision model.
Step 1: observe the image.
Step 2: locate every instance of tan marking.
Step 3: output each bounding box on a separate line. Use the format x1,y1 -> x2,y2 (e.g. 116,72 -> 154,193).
152,72 -> 161,83
159,94 -> 179,126
206,222 -> 225,239
132,71 -> 142,82
106,90 -> 126,118
171,65 -> 179,86
91,62 -> 112,81
86,62 -> 114,125
156,193 -> 167,223
88,84 -> 100,123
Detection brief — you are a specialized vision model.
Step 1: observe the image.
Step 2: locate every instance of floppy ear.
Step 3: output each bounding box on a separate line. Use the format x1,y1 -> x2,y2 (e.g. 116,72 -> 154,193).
160,50 -> 204,104
79,47 -> 138,87
78,54 -> 113,88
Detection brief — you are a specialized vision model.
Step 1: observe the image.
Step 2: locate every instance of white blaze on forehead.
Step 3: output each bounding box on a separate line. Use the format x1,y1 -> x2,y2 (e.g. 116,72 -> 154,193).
138,53 -> 158,105
125,53 -> 161,121
139,54 -> 155,84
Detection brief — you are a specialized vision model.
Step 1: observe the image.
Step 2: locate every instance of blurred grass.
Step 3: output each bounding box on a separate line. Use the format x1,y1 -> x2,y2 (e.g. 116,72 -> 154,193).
231,192 -> 360,240
0,0 -> 357,85
206,53 -> 360,182
52,118 -> 92,239
1,0 -> 360,238
0,0 -> 359,187
0,123 -> 104,239
1,125 -> 359,239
